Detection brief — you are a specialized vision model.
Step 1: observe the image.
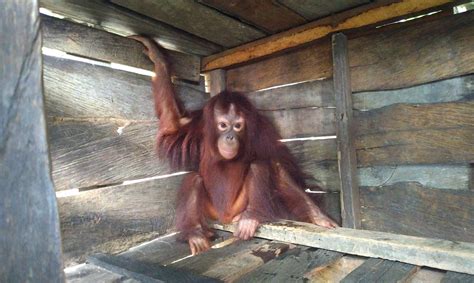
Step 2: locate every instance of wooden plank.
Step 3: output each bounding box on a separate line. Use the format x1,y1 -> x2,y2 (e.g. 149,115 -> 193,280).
42,15 -> 200,82
0,1 -> 63,282
43,55 -> 207,120
442,271 -> 474,283
305,255 -> 366,282
333,33 -> 360,229
408,268 -> 445,283
214,220 -> 474,275
65,263 -> 127,283
360,182 -> 474,243
356,101 -> 474,166
350,11 -> 474,92
353,75 -> 474,111
262,107 -> 335,138
237,248 -> 343,282
201,242 -> 291,281
226,38 -> 332,92
359,165 -> 471,190
246,79 -> 335,110
207,69 -> 226,97
111,0 -> 265,47
199,0 -> 306,33
342,258 -> 419,283
202,0 -> 453,71
88,254 -> 218,282
58,176 -> 183,267
118,231 -> 233,266
278,0 -> 370,21
39,0 -> 222,56
48,121 -> 170,191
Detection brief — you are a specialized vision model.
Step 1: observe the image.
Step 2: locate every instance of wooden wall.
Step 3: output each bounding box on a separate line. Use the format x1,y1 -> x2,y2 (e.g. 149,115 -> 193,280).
226,11 -> 474,242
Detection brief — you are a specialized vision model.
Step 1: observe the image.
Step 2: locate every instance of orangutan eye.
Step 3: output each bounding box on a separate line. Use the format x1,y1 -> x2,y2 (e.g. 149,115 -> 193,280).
218,122 -> 228,131
234,123 -> 242,131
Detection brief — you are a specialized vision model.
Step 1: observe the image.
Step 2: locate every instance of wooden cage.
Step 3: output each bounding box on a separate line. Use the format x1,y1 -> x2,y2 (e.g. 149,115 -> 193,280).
1,0 -> 473,282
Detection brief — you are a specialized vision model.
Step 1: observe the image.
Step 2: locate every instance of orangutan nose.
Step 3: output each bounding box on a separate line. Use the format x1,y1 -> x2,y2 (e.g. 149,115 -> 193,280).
226,135 -> 234,141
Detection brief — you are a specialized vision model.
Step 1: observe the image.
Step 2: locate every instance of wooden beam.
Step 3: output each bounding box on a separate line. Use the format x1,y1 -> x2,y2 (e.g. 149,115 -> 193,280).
202,0 -> 454,71
0,1 -> 62,281
207,69 -> 226,96
332,33 -> 360,229
214,220 -> 474,275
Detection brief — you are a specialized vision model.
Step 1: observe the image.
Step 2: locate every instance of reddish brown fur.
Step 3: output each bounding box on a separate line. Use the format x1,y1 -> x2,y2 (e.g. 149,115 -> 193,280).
132,36 -> 338,254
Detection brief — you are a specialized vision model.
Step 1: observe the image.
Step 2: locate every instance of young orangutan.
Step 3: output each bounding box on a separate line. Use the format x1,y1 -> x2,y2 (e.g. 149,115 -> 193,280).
132,36 -> 338,255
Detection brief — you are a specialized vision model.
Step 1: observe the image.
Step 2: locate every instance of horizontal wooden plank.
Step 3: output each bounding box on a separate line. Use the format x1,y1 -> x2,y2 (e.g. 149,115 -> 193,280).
353,75 -> 474,111
39,0 -> 222,56
246,79 -> 335,110
199,0 -> 306,33
305,255 -> 366,282
58,176 -> 183,267
409,268 -> 446,283
359,165 -> 472,190
341,258 -> 418,283
202,0 -> 453,71
48,121 -> 169,191
442,271 -> 474,283
278,0 -> 370,21
42,15 -> 201,81
360,182 -> 474,243
237,248 -> 343,282
349,11 -> 474,92
214,220 -> 474,275
111,0 -> 265,47
263,107 -> 335,138
65,263 -> 125,282
227,38 -> 332,92
44,55 -> 207,120
356,101 -> 474,166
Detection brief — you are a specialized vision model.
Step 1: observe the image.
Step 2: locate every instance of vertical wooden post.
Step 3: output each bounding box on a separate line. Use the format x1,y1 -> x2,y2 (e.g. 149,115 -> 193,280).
332,33 -> 361,229
0,1 -> 63,282
208,69 -> 226,96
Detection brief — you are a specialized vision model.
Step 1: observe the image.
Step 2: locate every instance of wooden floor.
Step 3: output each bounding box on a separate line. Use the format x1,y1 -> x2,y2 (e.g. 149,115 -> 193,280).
65,230 -> 474,283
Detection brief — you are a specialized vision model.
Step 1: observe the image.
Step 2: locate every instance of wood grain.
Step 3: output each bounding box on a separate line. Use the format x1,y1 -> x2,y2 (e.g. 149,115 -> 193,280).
226,38 -> 332,92
111,0 -> 265,47
278,0 -> 370,21
341,258 -> 418,283
442,271 -> 474,283
58,176 -> 183,267
215,220 -> 474,275
200,0 -> 306,33
306,255 -> 366,282
349,11 -> 474,92
39,0 -> 222,56
202,0 -> 452,71
356,101 -> 474,166
0,1 -> 62,282
360,182 -> 474,243
42,15 -> 201,81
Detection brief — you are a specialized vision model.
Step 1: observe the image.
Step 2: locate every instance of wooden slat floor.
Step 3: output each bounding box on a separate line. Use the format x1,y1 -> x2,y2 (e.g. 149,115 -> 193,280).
65,231 -> 474,283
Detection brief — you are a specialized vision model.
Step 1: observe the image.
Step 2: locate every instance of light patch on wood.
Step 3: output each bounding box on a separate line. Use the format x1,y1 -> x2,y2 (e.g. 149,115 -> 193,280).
305,255 -> 366,282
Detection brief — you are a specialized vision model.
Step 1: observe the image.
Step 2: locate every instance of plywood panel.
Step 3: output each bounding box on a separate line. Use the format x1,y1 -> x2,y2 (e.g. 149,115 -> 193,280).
278,0 -> 370,21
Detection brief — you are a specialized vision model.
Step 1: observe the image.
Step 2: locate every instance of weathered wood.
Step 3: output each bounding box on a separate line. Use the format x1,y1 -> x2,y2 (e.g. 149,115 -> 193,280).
305,255 -> 366,282
246,78 -> 335,110
207,69 -> 226,97
65,263 -> 126,283
237,248 -> 343,282
214,220 -> 474,275
39,0 -> 222,56
201,242 -> 291,281
111,0 -> 265,47
43,55 -> 207,120
353,75 -> 474,111
0,1 -> 62,282
202,0 -> 452,71
118,231 -> 232,266
408,268 -> 445,283
226,39 -> 332,92
360,182 -> 474,243
88,254 -> 217,282
350,11 -> 474,92
359,165 -> 471,190
342,258 -> 419,283
42,15 -> 201,81
200,0 -> 306,33
333,33 -> 360,229
442,271 -> 474,283
279,0 -> 370,21
59,176 -> 183,267
356,101 -> 474,166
